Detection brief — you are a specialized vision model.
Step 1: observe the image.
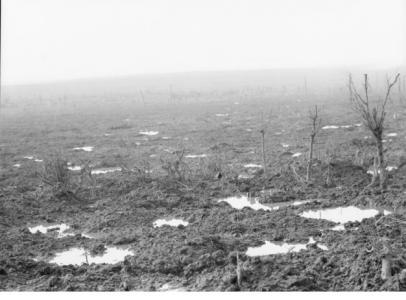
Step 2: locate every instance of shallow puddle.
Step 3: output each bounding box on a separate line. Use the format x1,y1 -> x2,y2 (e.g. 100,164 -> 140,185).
386,133 -> 398,137
24,156 -> 34,160
68,165 -> 82,171
73,146 -> 94,152
139,131 -> 159,136
158,283 -> 186,292
91,167 -> 121,175
29,224 -> 72,238
281,143 -> 289,148
246,241 -> 308,256
299,206 -> 389,230
322,125 -> 339,129
218,195 -> 278,212
367,166 -> 398,175
292,152 -> 302,158
215,113 -> 229,117
246,237 -> 328,257
153,219 -> 189,227
244,163 -> 262,168
185,154 -> 207,158
48,247 -> 133,266
238,174 -> 254,180
13,163 -> 21,168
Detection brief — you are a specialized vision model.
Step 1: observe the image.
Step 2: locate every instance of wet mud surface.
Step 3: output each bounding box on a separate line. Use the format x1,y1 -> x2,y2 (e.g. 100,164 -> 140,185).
1,98 -> 406,291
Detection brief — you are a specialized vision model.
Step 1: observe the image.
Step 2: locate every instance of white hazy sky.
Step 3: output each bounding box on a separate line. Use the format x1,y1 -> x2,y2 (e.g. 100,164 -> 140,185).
1,0 -> 406,85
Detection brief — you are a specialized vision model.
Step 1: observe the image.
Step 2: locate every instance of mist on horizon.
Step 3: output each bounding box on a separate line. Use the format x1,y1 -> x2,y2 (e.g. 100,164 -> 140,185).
1,0 -> 406,85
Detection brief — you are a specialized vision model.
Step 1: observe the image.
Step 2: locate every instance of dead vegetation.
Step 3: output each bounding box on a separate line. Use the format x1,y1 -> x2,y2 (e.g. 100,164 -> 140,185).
349,73 -> 400,194
40,153 -> 80,200
306,105 -> 322,182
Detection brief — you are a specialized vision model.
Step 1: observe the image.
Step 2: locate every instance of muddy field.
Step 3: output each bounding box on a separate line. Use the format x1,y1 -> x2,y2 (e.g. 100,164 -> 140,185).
1,88 -> 406,291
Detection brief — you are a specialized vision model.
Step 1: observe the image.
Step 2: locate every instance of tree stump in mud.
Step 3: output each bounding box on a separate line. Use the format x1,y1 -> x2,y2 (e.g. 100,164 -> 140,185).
381,239 -> 393,281
381,254 -> 392,281
236,252 -> 242,290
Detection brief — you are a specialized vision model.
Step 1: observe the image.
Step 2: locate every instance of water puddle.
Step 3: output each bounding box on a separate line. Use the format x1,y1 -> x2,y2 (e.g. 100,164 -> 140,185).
299,206 -> 390,230
91,167 -> 122,175
73,146 -> 94,152
185,154 -> 207,158
386,133 -> 398,137
68,165 -> 82,171
246,241 -> 306,257
260,196 -> 319,210
215,113 -> 229,117
281,143 -> 289,148
367,166 -> 398,175
13,163 -> 21,168
153,219 -> 189,228
218,195 -> 278,212
238,174 -> 254,180
246,236 -> 328,256
48,247 -> 133,266
292,152 -> 302,158
162,136 -> 171,140
323,125 -> 359,130
158,283 -> 186,292
24,156 -> 34,160
244,163 -> 262,168
28,224 -> 73,238
139,131 -> 159,136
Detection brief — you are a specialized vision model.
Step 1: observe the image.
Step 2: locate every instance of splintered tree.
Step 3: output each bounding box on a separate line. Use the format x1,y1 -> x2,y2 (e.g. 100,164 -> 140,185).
306,105 -> 322,182
348,73 -> 400,192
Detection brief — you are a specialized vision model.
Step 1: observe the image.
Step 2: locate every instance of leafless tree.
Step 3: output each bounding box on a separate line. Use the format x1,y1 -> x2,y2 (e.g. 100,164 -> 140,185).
259,111 -> 270,176
348,73 -> 400,192
306,105 -> 322,182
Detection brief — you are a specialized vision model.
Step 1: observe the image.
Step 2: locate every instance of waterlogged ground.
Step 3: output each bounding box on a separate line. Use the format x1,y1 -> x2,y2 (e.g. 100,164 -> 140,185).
1,94 -> 406,291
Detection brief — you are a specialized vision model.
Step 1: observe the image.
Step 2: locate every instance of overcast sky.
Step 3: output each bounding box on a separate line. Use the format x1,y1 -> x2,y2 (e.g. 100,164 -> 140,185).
1,0 -> 406,85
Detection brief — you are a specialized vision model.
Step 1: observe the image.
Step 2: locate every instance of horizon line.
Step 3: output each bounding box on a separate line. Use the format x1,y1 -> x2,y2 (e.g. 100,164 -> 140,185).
2,65 -> 406,87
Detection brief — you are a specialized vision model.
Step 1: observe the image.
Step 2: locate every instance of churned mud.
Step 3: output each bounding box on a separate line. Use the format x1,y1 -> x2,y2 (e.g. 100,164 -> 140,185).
1,98 -> 406,291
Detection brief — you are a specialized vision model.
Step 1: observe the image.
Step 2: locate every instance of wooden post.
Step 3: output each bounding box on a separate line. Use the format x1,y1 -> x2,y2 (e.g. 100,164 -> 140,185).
260,129 -> 267,176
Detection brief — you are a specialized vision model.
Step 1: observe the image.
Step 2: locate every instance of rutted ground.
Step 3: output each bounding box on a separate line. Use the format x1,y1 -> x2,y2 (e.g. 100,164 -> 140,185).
1,95 -> 406,291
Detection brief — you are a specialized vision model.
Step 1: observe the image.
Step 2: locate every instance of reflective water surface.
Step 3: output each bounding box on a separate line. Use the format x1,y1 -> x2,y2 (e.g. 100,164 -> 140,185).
153,219 -> 189,227
299,206 -> 390,230
73,146 -> 94,152
218,196 -> 278,212
49,247 -> 133,265
91,167 -> 122,175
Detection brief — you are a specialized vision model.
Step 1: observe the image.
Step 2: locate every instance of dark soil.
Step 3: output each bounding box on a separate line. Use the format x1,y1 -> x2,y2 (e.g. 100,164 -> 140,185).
1,95 -> 406,291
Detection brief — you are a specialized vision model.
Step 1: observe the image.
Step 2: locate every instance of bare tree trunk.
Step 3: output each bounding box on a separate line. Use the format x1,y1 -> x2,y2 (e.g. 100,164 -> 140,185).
260,129 -> 267,176
306,136 -> 314,182
236,252 -> 242,290
369,156 -> 378,187
376,137 -> 386,192
325,164 -> 332,187
381,255 -> 392,281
